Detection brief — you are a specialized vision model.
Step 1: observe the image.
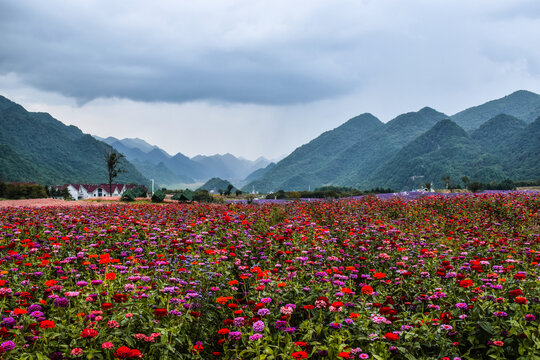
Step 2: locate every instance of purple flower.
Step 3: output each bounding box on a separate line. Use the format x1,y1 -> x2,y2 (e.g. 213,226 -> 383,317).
54,297 -> 69,308
1,340 -> 15,350
257,308 -> 270,316
261,297 -> 272,304
330,322 -> 342,329
1,317 -> 16,327
525,314 -> 536,321
249,333 -> 263,341
28,304 -> 42,313
228,331 -> 242,341
284,327 -> 296,333
253,320 -> 265,332
233,317 -> 245,328
275,320 -> 288,330
455,303 -> 468,309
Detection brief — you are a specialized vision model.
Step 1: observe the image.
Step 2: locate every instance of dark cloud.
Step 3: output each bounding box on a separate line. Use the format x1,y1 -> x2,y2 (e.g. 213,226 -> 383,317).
0,0 -> 539,109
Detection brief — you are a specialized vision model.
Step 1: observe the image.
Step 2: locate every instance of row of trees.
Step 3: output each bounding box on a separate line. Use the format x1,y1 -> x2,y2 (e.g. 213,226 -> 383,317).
438,175 -> 524,192
0,181 -> 48,199
266,186 -> 394,200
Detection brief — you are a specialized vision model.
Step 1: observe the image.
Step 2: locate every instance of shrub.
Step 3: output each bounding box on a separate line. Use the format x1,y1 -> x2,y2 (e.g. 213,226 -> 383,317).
151,190 -> 166,203
121,189 -> 136,202
130,186 -> 147,198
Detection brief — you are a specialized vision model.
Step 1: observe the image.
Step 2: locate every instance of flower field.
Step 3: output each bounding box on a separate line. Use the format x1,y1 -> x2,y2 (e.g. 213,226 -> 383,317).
0,193 -> 538,359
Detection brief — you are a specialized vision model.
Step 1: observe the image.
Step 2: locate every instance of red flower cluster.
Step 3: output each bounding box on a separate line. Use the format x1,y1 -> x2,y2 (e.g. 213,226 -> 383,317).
114,346 -> 142,359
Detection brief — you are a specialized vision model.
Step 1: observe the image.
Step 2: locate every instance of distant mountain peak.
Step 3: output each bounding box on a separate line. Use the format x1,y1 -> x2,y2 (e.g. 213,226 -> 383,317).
451,89 -> 540,130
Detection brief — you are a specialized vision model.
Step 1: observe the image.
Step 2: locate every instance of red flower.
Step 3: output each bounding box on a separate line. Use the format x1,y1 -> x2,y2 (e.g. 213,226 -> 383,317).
338,351 -> 350,358
291,351 -> 308,359
105,272 -> 116,280
154,308 -> 168,317
81,328 -> 99,338
113,294 -> 128,303
384,332 -> 399,341
509,289 -> 524,297
114,346 -> 132,359
40,320 -> 55,329
514,296 -> 527,305
128,349 -> 142,358
191,343 -> 204,353
101,303 -> 113,310
459,279 -> 473,288
113,346 -> 142,359
361,285 -> 373,295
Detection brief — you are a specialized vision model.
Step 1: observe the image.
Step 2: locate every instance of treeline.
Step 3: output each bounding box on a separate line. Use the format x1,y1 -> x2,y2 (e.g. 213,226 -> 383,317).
266,186 -> 394,200
466,179 -> 540,192
0,181 -> 47,199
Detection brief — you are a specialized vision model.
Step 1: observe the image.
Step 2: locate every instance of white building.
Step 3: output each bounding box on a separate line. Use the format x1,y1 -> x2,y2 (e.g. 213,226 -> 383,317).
56,184 -> 142,200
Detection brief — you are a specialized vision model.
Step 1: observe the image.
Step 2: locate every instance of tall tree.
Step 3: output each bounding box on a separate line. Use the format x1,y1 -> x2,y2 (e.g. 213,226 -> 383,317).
105,150 -> 125,197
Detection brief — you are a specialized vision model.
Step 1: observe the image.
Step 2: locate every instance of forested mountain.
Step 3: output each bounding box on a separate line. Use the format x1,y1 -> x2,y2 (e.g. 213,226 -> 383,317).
366,119 -> 505,190
197,177 -> 237,193
244,108 -> 448,192
0,96 -> 148,186
471,114 -> 527,152
451,90 -> 540,131
245,91 -> 540,192
498,117 -> 540,180
244,113 -> 383,192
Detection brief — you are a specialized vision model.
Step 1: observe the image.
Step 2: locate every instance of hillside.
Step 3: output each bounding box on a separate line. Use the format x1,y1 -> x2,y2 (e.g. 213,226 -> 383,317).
245,91 -> 540,192
471,114 -> 527,152
243,113 -> 383,192
367,119 -> 505,190
245,108 -> 447,192
198,177 -> 237,193
499,116 -> 540,180
451,90 -> 540,131
0,95 -> 148,186
332,107 -> 449,188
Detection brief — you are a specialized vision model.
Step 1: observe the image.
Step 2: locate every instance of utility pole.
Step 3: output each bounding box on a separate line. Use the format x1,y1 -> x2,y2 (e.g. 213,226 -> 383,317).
151,179 -> 154,195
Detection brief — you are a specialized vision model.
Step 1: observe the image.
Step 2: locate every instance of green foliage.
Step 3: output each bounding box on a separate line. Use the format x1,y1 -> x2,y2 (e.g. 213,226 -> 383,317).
121,189 -> 136,202
192,189 -> 215,203
171,189 -> 194,202
130,186 -> 147,198
0,181 -> 47,199
467,179 -> 517,192
151,190 -> 166,203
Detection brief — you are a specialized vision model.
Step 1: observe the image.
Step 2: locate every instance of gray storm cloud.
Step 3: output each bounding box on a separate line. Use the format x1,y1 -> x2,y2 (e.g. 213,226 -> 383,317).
1,0 -> 536,106
1,0 -> 540,159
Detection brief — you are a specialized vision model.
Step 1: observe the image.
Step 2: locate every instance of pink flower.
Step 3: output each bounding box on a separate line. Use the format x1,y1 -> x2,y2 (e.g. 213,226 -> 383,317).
71,348 -> 83,357
108,320 -> 120,328
102,342 -> 114,349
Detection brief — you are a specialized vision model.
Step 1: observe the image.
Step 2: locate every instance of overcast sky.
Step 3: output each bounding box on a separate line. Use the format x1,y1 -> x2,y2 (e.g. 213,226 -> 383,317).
1,0 -> 540,160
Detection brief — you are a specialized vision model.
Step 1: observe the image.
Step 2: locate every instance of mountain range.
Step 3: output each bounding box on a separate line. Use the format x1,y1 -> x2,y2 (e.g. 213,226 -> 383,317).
1,90 -> 539,192
243,90 -> 540,192
96,136 -> 271,187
